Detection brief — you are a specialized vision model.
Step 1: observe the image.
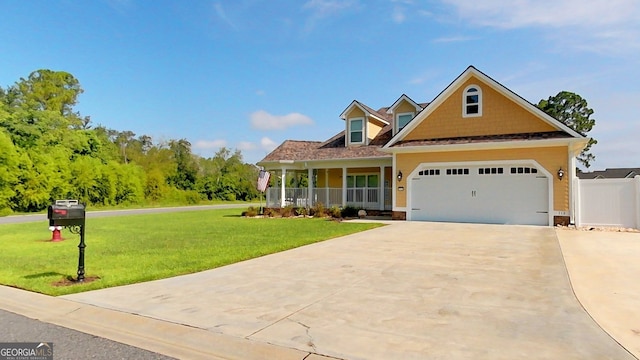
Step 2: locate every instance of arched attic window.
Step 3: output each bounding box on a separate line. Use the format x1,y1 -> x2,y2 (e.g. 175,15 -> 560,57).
463,85 -> 482,117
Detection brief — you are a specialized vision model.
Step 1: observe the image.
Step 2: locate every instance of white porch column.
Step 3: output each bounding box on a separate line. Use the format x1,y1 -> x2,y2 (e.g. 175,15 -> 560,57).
379,166 -> 385,211
325,169 -> 329,206
342,167 -> 347,207
307,167 -> 313,208
280,169 -> 287,208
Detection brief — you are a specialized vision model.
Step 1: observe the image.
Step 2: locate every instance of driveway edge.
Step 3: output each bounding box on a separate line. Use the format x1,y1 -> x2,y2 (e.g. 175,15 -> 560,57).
0,285 -> 311,360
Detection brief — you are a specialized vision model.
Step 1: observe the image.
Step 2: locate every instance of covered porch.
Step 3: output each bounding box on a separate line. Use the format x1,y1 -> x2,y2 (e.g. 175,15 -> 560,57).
263,161 -> 393,211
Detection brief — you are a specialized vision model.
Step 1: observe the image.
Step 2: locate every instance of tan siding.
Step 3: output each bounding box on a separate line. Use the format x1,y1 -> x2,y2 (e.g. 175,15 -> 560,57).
396,100 -> 416,114
368,120 -> 383,141
346,107 -> 365,118
395,146 -> 568,211
327,169 -> 343,188
404,76 -> 556,141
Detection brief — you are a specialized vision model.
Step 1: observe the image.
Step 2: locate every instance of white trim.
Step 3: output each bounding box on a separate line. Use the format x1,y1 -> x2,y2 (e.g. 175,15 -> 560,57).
392,153 -> 398,210
395,112 -> 414,135
386,94 -> 423,114
348,117 -> 365,145
383,137 -> 588,154
340,100 -> 388,124
404,159 -> 553,226
462,84 -> 482,118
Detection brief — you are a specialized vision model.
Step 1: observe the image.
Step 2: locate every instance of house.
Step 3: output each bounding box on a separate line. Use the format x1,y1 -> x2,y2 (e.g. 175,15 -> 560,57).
577,168 -> 640,179
258,66 -> 589,226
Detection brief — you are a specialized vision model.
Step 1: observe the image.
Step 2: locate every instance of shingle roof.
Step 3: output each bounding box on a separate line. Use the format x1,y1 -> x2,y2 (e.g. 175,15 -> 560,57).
259,137 -> 389,162
391,131 -> 572,147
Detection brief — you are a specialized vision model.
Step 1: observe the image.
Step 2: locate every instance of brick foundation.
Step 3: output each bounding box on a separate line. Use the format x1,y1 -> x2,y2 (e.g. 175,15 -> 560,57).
392,211 -> 406,220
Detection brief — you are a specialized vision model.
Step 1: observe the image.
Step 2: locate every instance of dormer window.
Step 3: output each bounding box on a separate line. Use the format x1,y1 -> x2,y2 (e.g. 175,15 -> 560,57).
463,85 -> 482,117
349,118 -> 364,144
396,112 -> 413,133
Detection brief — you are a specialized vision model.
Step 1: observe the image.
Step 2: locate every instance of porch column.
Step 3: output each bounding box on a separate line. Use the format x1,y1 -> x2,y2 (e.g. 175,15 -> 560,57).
325,169 -> 329,206
280,169 -> 287,208
265,174 -> 271,207
307,167 -> 313,208
342,167 -> 347,207
379,166 -> 385,211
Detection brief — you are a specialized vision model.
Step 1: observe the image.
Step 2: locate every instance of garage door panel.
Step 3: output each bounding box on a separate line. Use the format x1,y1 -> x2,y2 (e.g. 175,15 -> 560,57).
410,164 -> 549,225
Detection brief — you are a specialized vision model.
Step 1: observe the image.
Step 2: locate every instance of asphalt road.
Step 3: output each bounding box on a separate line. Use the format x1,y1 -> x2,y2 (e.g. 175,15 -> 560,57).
0,204 -> 256,225
0,309 -> 175,360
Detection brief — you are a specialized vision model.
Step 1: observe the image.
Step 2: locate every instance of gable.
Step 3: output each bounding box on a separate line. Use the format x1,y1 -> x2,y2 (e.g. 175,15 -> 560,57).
403,75 -> 557,141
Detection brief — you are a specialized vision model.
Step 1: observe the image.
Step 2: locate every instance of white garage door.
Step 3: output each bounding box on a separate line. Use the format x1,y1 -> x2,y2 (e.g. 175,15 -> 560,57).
410,164 -> 549,225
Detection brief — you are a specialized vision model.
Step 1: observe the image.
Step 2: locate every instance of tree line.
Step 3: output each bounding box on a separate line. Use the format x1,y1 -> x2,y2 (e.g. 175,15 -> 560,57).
0,69 -> 261,215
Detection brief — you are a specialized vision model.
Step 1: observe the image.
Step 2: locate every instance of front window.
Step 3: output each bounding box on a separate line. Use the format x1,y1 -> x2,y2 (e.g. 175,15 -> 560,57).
463,85 -> 482,117
349,118 -> 364,144
396,113 -> 413,133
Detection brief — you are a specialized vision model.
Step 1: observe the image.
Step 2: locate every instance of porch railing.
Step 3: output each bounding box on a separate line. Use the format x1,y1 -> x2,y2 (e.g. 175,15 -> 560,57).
266,187 -> 391,210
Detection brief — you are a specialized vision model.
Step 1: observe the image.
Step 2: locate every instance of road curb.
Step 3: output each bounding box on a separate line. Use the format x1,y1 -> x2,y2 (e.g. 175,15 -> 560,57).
0,285 -> 310,360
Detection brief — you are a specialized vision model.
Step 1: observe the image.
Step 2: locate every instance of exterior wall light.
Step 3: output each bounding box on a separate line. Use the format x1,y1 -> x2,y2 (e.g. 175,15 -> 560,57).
397,171 -> 403,181
557,168 -> 565,180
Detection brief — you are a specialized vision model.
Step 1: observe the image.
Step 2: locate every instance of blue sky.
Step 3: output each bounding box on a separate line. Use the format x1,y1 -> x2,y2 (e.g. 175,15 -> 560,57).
1,0 -> 638,170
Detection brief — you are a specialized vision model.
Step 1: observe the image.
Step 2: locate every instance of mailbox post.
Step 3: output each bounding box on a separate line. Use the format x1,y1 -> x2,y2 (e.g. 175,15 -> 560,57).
47,200 -> 87,282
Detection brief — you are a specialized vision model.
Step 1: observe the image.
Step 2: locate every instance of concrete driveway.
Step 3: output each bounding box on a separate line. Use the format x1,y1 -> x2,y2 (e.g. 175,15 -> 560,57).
61,221 -> 634,359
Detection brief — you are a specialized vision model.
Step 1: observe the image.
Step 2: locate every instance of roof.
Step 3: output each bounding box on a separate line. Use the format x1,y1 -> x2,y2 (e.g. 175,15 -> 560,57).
577,168 -> 640,179
259,66 -> 587,166
392,131 -> 572,147
259,136 -> 390,163
384,66 -> 585,149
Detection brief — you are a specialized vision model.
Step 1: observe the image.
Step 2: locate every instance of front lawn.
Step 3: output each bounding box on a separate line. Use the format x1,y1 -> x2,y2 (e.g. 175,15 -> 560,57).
0,208 -> 383,296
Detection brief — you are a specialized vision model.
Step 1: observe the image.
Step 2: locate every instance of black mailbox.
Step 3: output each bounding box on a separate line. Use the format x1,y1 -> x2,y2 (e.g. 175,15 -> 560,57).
48,200 -> 86,226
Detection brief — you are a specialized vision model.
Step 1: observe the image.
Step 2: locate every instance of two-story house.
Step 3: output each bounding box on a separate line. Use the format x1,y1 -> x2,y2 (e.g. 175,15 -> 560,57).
258,66 -> 588,226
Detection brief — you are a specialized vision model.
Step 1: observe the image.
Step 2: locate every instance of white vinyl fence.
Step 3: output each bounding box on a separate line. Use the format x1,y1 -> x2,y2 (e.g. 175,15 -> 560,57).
575,176 -> 640,229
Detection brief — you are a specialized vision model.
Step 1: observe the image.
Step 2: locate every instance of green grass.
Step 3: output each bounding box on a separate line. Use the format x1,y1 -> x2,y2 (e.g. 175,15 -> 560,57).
0,208 -> 383,296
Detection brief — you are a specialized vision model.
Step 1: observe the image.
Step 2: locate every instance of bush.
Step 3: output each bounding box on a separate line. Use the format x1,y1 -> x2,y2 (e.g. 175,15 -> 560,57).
341,206 -> 360,218
310,202 -> 326,217
297,207 -> 309,216
328,206 -> 342,219
242,206 -> 258,217
281,205 -> 296,217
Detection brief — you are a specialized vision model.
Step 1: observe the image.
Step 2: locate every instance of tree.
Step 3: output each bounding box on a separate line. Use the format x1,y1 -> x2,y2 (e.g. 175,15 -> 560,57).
537,91 -> 597,168
167,139 -> 198,190
0,130 -> 19,214
13,69 -> 83,117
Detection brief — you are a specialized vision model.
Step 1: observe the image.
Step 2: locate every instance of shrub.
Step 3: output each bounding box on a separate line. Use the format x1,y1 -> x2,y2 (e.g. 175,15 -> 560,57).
297,207 -> 309,216
310,202 -> 326,217
263,208 -> 275,217
328,206 -> 342,219
281,205 -> 296,217
341,206 -> 360,218
242,206 -> 258,217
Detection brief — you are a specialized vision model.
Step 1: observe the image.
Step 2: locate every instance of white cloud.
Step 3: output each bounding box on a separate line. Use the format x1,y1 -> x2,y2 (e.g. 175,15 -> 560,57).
442,0 -> 639,28
193,139 -> 227,150
237,141 -> 257,151
303,0 -> 358,18
250,110 -> 314,130
302,0 -> 359,32
432,35 -> 478,43
260,137 -> 278,151
212,2 -> 237,29
441,0 -> 640,53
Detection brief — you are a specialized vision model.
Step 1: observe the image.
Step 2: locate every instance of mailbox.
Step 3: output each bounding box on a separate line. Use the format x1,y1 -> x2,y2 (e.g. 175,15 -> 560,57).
48,200 -> 86,227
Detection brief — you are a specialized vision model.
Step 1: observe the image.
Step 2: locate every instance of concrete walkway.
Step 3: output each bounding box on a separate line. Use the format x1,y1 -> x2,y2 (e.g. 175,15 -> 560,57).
44,221 -> 632,359
557,229 -> 640,358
